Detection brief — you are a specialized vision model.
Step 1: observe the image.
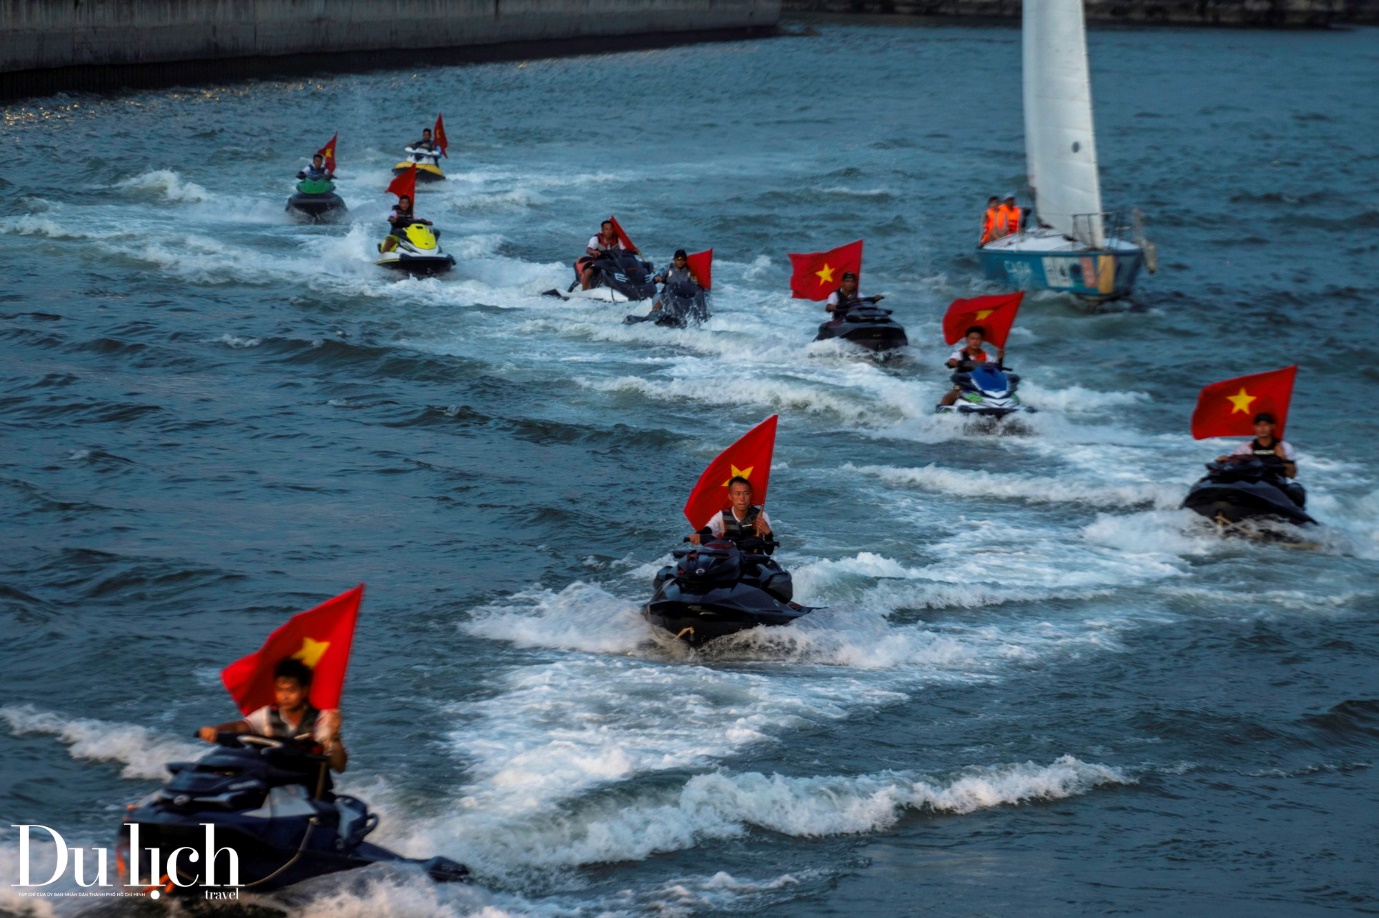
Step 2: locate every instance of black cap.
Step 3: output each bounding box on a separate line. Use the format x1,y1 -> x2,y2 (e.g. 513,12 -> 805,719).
674,249 -> 687,259
841,271 -> 857,280
1254,412 -> 1276,424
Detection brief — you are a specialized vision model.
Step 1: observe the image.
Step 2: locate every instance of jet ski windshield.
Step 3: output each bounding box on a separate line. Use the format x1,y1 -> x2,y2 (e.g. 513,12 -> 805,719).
968,364 -> 1011,395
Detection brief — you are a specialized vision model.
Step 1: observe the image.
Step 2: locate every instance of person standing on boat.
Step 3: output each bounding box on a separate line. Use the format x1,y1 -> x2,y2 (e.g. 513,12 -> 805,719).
938,325 -> 1005,408
826,272 -> 884,318
980,196 -> 1001,245
688,476 -> 774,553
297,153 -> 333,181
576,220 -> 629,290
380,194 -> 430,253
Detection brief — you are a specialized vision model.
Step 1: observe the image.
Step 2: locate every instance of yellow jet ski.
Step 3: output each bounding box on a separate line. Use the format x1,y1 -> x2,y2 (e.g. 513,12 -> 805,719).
392,146 -> 445,183
376,222 -> 455,275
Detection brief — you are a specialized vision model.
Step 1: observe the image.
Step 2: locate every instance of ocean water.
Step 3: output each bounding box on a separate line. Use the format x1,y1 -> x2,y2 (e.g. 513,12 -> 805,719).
2,18 -> 1378,917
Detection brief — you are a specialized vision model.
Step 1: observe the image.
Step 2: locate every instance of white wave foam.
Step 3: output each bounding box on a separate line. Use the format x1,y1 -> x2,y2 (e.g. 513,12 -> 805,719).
847,461 -> 1181,509
463,581 -> 647,654
404,756 -> 1129,873
114,169 -> 210,203
217,333 -> 262,349
1,705 -> 202,780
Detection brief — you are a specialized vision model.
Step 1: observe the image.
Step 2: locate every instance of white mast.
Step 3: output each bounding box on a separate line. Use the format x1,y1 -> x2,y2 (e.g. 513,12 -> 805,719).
1023,0 -> 1105,247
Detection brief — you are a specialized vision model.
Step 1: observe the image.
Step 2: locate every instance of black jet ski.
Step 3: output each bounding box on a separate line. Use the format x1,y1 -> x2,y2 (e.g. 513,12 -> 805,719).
624,280 -> 711,327
642,538 -> 812,646
815,299 -> 908,352
566,249 -> 657,303
935,362 -> 1035,423
286,176 -> 347,223
117,733 -> 468,896
1182,457 -> 1315,527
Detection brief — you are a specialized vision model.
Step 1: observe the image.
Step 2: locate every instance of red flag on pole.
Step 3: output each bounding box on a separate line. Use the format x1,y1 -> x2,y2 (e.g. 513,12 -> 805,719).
683,416 -> 778,531
608,215 -> 638,253
221,585 -> 364,715
433,114 -> 448,158
1191,366 -> 1298,440
942,292 -> 1024,348
788,240 -> 863,301
386,164 -> 417,201
316,132 -> 338,173
686,249 -> 713,291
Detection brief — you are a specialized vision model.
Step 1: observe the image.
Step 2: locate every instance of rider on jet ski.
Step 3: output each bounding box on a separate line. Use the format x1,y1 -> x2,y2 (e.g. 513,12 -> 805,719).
198,657 -> 348,773
576,220 -> 635,290
939,325 -> 1006,408
687,476 -> 774,554
380,194 -> 431,254
297,153 -> 333,181
825,272 -> 884,317
1216,411 -> 1303,503
648,248 -> 703,317
410,127 -> 438,158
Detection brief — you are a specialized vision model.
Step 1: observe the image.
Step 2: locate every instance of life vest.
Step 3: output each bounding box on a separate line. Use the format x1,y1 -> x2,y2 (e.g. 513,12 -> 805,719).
720,505 -> 762,543
981,207 -> 1000,244
997,204 -> 1022,235
1249,438 -> 1288,474
831,289 -> 860,313
266,704 -> 321,742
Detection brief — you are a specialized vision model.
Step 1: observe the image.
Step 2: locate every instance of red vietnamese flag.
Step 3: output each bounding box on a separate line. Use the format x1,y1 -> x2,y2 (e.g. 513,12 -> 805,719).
942,292 -> 1024,348
683,415 -> 778,530
386,164 -> 417,201
608,215 -> 638,253
433,113 -> 448,158
316,132 -> 338,173
221,585 -> 363,715
788,240 -> 863,301
1191,366 -> 1298,440
686,249 -> 713,291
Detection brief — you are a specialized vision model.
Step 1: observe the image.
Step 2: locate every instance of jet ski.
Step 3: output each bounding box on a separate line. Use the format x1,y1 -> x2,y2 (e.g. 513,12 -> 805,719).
935,362 -> 1035,425
815,299 -> 908,352
565,249 -> 657,303
642,538 -> 813,646
1182,457 -> 1315,527
285,176 -> 347,223
376,222 -> 456,275
624,280 -> 711,327
117,733 -> 468,897
392,147 -> 445,183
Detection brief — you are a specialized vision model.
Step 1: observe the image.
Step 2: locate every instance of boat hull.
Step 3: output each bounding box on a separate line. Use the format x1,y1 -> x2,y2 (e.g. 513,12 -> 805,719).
393,161 -> 446,182
977,245 -> 1143,300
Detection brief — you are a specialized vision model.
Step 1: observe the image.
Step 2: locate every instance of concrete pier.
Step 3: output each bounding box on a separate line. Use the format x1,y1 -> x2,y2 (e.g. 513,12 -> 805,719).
1,0 -> 780,96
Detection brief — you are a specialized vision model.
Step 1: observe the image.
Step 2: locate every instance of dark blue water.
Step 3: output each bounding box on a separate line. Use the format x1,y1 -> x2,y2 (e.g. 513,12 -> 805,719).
2,19 -> 1378,917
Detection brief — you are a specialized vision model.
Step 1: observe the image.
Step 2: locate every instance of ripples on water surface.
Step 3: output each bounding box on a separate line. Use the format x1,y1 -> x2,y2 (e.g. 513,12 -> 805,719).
2,19 -> 1378,917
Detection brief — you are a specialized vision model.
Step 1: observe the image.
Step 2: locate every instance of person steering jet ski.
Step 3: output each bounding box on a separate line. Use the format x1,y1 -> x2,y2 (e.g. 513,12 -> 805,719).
576,220 -> 633,290
688,476 -> 774,553
825,272 -> 884,316
297,153 -> 333,182
380,194 -> 430,254
939,325 -> 1005,408
1216,412 -> 1303,504
198,657 -> 348,773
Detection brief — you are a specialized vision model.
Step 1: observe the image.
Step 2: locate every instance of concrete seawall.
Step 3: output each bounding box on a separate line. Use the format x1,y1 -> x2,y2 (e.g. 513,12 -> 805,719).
783,0 -> 1375,26
1,0 -> 779,96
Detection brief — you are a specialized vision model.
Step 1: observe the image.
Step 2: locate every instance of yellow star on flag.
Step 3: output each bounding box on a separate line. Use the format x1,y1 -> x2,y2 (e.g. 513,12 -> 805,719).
1226,387 -> 1256,415
721,464 -> 754,487
974,309 -> 994,320
292,637 -> 330,668
815,263 -> 835,286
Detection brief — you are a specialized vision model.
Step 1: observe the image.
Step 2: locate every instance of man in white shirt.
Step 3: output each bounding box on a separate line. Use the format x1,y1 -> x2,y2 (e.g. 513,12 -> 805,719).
825,272 -> 884,317
577,220 -> 629,290
199,658 -> 347,774
688,476 -> 773,551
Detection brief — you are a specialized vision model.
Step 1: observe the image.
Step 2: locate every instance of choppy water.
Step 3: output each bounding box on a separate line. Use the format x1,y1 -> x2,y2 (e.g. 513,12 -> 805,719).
2,18 -> 1378,918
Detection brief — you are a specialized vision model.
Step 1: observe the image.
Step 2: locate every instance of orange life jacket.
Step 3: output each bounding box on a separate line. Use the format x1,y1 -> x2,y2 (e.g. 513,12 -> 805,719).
997,204 -> 1022,236
981,207 -> 1000,244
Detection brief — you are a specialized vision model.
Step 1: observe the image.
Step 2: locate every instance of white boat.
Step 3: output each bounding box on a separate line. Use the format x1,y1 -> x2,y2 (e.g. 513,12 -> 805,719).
977,0 -> 1155,301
